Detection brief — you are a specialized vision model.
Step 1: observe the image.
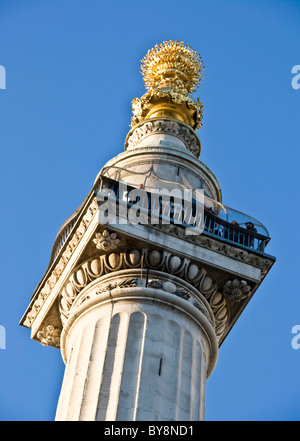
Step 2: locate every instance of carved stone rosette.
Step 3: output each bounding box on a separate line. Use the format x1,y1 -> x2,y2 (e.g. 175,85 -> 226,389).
223,279 -> 251,302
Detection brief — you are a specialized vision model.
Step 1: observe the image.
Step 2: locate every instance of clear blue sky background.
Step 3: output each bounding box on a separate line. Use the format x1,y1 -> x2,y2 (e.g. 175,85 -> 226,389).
0,0 -> 299,421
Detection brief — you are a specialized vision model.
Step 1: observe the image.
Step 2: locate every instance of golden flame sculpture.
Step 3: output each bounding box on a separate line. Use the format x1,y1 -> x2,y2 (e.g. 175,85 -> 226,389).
141,40 -> 205,93
131,41 -> 205,130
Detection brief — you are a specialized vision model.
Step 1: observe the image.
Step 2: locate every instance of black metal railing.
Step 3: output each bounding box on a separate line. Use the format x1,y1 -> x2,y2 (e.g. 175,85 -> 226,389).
97,176 -> 270,253
203,209 -> 269,252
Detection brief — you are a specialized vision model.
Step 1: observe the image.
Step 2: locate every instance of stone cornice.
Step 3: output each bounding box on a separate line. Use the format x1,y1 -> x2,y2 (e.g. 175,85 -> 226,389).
20,203 -> 274,338
20,195 -> 99,330
20,190 -> 274,352
152,223 -> 275,277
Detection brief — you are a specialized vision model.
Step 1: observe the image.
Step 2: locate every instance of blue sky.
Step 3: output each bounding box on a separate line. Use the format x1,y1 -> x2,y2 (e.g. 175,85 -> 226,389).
1,0 -> 300,421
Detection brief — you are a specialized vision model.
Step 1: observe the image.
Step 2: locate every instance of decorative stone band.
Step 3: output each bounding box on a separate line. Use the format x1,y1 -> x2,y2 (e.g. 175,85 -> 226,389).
58,248 -> 228,344
63,268 -> 215,325
124,118 -> 201,158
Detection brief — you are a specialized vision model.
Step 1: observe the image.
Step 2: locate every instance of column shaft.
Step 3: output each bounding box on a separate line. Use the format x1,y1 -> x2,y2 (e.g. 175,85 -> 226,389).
55,289 -> 217,421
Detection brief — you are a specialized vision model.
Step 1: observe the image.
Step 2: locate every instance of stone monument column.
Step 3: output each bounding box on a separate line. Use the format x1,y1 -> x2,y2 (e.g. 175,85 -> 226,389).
20,41 -> 275,422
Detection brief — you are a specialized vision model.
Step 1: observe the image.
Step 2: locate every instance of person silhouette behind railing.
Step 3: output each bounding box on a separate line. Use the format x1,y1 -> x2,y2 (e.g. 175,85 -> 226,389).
228,220 -> 240,243
204,207 -> 259,250
244,221 -> 257,247
226,220 -> 257,247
